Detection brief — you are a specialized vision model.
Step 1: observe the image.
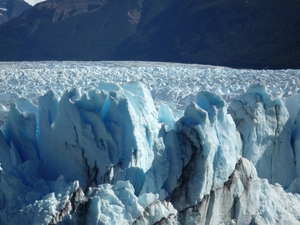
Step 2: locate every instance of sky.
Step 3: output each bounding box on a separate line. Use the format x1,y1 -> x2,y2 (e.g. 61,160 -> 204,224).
25,0 -> 45,6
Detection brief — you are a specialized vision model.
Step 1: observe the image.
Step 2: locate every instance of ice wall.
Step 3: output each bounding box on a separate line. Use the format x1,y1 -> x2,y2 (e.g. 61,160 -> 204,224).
180,158 -> 300,225
140,91 -> 241,210
37,83 -> 159,192
1,82 -> 300,224
230,84 -> 296,188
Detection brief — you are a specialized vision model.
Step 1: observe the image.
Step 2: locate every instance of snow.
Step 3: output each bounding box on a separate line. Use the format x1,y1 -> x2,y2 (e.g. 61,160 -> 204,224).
1,61 -> 300,224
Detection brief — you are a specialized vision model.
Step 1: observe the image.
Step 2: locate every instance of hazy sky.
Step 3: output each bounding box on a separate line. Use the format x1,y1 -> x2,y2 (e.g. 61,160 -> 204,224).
25,0 -> 45,6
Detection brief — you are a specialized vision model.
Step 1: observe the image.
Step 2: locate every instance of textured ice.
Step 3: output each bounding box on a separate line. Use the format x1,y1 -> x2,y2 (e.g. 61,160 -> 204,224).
1,61 -> 300,224
36,82 -> 158,194
1,61 -> 300,122
230,84 -> 296,188
181,158 -> 300,225
149,91 -> 241,210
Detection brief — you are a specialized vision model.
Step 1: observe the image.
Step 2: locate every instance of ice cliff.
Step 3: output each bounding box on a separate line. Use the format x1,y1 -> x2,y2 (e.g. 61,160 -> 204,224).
1,82 -> 300,224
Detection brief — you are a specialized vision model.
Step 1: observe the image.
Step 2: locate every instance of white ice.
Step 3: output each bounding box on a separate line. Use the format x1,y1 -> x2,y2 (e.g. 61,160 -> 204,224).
1,61 -> 300,123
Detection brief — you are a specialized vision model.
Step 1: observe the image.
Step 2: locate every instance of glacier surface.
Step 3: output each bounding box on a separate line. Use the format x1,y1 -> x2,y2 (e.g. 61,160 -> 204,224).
1,61 -> 300,224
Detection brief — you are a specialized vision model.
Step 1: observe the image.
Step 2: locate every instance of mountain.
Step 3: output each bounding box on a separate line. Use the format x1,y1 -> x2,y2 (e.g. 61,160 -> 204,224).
0,0 -> 174,61
0,0 -> 299,69
114,0 -> 300,69
0,0 -> 31,25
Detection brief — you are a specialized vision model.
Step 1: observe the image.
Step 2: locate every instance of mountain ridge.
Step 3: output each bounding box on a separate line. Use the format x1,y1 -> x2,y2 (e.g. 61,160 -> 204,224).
0,0 -> 299,69
114,0 -> 300,69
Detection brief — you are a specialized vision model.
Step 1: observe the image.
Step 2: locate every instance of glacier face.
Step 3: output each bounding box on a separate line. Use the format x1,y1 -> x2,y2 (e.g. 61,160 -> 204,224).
230,84 -> 297,189
1,62 -> 300,224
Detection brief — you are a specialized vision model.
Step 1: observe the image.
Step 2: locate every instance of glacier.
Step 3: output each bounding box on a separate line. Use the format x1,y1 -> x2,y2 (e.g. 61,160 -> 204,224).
1,61 -> 300,224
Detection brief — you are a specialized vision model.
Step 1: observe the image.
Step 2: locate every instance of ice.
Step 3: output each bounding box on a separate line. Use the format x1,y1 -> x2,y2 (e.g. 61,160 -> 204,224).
181,158 -> 300,225
158,103 -> 176,132
286,94 -> 300,193
230,84 -> 296,188
83,181 -> 143,224
1,61 -> 300,224
1,61 -> 300,120
1,103 -> 38,162
138,192 -> 159,208
139,91 -> 241,211
36,83 -> 158,194
163,91 -> 240,210
0,131 -> 22,170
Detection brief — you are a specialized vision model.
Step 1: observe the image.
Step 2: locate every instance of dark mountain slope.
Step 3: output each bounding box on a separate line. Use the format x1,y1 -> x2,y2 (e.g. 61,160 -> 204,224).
0,0 -> 299,69
114,0 -> 300,69
0,0 -> 31,25
0,0 -> 174,60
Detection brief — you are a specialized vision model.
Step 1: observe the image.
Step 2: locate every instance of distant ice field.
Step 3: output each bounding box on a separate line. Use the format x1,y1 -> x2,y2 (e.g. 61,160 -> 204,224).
0,61 -> 300,120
